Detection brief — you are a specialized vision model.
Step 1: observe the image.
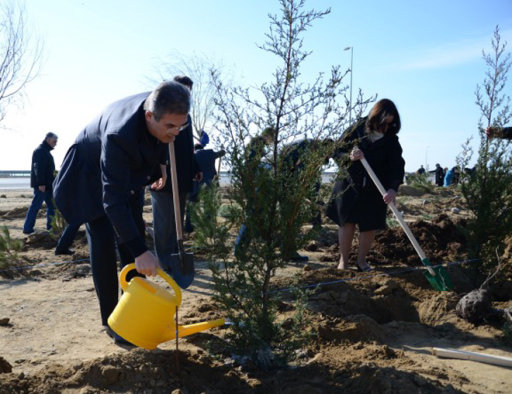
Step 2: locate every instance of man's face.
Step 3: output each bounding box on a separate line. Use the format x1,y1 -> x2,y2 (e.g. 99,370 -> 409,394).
145,112 -> 188,143
47,137 -> 58,148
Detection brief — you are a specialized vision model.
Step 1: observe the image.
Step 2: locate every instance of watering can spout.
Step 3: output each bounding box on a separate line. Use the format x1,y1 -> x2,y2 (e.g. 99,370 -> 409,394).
163,319 -> 226,342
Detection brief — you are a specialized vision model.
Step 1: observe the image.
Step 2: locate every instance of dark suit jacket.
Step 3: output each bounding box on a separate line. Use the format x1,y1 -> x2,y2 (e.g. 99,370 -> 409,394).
30,141 -> 56,190
53,92 -> 165,257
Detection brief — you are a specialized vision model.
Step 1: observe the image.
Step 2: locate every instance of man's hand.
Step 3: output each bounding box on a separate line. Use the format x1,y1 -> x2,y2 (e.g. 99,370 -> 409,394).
151,164 -> 167,190
38,185 -> 46,192
383,189 -> 397,204
134,250 -> 159,276
194,172 -> 203,182
151,176 -> 166,190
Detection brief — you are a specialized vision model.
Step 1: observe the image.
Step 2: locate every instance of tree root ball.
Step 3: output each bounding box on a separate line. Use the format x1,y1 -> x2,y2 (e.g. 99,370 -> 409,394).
455,289 -> 493,324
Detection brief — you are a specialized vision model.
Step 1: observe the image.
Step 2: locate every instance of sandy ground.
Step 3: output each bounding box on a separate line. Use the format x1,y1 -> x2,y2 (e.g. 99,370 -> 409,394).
1,188 -> 512,393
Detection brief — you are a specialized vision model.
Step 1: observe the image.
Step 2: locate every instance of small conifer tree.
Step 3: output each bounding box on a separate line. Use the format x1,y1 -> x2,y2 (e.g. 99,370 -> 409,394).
458,26 -> 512,274
196,0 -> 371,367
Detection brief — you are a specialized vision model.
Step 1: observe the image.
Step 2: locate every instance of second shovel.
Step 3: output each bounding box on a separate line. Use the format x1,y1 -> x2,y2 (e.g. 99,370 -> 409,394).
160,140 -> 195,289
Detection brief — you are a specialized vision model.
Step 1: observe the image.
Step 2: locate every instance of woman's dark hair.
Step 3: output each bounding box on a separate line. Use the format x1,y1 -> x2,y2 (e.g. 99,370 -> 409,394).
366,98 -> 401,135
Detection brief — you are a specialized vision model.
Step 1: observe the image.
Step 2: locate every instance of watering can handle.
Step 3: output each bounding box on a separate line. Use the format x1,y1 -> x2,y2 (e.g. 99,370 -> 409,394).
119,263 -> 182,306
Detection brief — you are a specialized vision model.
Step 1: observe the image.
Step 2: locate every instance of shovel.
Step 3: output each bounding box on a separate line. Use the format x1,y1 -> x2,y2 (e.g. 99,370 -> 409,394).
360,157 -> 452,291
159,140 -> 195,289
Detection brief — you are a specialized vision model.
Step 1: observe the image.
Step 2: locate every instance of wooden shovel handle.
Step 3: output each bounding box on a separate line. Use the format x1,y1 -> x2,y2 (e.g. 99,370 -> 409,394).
360,157 -> 436,276
168,141 -> 184,240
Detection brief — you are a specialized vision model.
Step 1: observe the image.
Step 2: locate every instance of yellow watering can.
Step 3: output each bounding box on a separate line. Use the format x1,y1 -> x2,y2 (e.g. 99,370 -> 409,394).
107,263 -> 225,350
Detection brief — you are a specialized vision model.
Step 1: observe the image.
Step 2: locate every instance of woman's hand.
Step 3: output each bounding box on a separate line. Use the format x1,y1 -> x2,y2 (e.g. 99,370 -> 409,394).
383,189 -> 397,204
350,148 -> 364,161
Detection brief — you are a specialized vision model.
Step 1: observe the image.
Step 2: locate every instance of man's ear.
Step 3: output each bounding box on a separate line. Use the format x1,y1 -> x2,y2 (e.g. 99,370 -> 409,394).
145,111 -> 153,122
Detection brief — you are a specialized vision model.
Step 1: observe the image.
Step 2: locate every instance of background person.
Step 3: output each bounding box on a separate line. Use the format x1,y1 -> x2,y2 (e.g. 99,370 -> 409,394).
443,166 -> 458,187
326,99 -> 405,272
435,163 -> 445,187
53,81 -> 190,343
23,132 -> 58,235
150,76 -> 202,263
234,127 -> 275,257
278,138 -> 332,262
184,142 -> 226,233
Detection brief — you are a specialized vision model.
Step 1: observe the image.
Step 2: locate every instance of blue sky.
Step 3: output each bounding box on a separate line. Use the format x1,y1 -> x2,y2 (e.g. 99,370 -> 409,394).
1,0 -> 511,172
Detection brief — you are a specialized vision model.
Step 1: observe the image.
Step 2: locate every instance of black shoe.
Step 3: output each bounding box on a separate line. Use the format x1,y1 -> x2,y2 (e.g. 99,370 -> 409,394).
23,230 -> 35,235
289,253 -> 309,263
105,326 -> 136,347
55,248 -> 75,255
356,262 -> 372,272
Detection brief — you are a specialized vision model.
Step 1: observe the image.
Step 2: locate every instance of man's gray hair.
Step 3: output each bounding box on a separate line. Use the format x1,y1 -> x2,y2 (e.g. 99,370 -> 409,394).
45,132 -> 58,139
144,81 -> 190,121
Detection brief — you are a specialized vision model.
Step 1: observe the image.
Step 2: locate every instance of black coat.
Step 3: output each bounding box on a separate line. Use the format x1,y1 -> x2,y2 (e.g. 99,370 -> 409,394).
326,117 -> 405,230
53,92 -> 165,256
30,141 -> 56,190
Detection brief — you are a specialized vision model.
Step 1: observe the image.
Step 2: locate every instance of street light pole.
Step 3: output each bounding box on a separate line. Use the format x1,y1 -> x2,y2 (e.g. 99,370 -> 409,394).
344,46 -> 353,125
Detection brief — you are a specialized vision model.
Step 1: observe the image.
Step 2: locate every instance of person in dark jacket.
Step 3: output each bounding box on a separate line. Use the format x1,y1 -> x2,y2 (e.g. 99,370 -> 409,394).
278,138 -> 331,262
184,143 -> 226,233
326,99 -> 405,272
53,81 -> 190,342
23,132 -> 58,234
150,76 -> 202,264
194,143 -> 226,186
434,163 -> 445,187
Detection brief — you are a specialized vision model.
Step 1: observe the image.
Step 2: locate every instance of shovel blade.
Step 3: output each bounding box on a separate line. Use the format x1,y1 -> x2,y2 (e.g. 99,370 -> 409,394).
160,251 -> 194,289
423,264 -> 452,291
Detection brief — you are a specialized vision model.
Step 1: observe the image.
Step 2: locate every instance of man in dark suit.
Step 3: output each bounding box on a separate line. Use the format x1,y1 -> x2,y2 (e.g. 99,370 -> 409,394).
23,132 -> 58,234
150,76 -> 202,266
53,81 -> 190,341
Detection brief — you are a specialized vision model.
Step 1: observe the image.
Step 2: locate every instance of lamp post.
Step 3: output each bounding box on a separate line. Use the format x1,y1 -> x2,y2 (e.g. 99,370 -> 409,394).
344,46 -> 353,125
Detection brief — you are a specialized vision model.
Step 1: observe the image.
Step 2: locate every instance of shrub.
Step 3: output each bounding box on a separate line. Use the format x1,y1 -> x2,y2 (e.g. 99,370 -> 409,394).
0,226 -> 23,271
458,26 -> 512,275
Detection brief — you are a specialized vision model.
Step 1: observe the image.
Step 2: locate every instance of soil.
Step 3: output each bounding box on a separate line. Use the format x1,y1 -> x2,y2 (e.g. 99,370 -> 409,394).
1,186 -> 511,393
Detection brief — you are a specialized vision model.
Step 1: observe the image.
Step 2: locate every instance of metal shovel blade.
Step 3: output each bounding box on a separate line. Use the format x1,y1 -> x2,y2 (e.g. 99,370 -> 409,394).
422,258 -> 452,291
160,249 -> 194,289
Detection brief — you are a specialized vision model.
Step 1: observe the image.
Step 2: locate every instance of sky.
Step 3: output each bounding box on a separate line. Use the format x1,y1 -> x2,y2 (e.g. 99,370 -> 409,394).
1,0 -> 511,173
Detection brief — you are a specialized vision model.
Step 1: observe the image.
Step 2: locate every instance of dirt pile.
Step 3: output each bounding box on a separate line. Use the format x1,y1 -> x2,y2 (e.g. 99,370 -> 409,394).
1,189 -> 511,393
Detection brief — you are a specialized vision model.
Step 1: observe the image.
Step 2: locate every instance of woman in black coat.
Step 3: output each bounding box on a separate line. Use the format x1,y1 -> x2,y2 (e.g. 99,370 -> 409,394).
326,99 -> 405,271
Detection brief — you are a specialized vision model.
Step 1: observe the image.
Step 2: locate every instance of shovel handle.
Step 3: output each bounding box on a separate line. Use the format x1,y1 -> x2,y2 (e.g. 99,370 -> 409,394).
119,263 -> 182,306
360,157 -> 436,276
169,141 -> 184,240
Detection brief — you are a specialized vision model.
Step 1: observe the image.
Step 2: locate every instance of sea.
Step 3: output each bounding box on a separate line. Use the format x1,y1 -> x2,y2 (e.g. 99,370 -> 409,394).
0,172 -> 337,191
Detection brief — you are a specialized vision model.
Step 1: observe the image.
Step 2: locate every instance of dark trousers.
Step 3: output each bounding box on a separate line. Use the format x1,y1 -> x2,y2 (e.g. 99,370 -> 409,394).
56,223 -> 81,252
85,201 -> 144,326
23,188 -> 55,233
